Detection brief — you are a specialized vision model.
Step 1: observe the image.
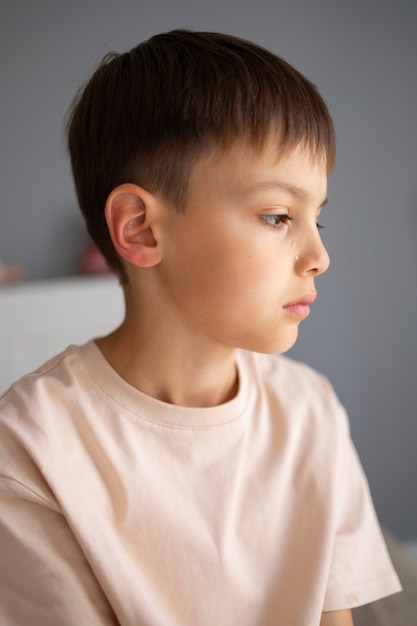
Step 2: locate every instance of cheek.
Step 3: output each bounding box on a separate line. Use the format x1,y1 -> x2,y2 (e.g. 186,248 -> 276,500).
207,255 -> 280,316
168,222 -> 290,308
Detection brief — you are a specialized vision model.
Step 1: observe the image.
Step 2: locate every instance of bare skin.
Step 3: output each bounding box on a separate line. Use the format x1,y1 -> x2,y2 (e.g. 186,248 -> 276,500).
320,609 -> 354,626
98,142 -> 329,408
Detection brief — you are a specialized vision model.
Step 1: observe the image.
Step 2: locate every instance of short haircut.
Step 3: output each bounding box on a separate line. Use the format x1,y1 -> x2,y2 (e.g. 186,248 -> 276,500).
67,29 -> 336,278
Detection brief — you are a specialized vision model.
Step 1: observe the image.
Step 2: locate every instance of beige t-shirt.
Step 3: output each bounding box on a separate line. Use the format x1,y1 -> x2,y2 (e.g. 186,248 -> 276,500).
0,342 -> 401,625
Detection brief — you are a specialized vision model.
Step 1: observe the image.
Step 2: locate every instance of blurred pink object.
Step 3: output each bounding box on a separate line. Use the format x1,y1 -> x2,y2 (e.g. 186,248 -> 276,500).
0,263 -> 24,284
78,245 -> 111,275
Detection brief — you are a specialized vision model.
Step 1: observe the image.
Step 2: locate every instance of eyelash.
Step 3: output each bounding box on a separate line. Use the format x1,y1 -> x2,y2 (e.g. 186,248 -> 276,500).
261,215 -> 293,228
261,215 -> 324,230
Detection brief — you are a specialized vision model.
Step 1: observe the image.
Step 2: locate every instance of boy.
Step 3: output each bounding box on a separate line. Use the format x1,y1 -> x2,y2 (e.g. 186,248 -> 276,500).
0,30 -> 401,625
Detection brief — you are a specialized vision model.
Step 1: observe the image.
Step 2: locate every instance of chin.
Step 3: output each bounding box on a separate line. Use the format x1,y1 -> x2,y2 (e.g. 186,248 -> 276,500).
241,329 -> 299,356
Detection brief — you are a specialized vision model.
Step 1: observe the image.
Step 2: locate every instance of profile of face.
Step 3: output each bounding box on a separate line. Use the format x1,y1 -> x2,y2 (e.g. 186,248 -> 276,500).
158,141 -> 330,355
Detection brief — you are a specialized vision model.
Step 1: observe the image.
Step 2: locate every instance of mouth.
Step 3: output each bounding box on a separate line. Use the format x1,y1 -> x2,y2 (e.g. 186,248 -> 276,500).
283,292 -> 317,319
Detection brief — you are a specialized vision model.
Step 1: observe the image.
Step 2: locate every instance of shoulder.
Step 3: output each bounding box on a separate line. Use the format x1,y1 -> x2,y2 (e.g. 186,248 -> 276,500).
0,343 -> 86,414
237,350 -> 351,466
241,350 -> 346,423
0,342 -> 103,502
0,343 -> 91,464
255,350 -> 332,390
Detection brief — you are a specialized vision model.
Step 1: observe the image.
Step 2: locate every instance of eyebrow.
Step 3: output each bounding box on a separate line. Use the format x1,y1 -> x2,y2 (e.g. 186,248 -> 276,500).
249,180 -> 329,208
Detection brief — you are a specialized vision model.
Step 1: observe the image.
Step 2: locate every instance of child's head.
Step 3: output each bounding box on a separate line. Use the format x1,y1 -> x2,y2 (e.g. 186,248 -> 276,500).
67,30 -> 335,282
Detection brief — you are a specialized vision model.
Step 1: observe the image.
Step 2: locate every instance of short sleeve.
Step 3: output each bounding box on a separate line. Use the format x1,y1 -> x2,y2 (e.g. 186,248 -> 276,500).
323,421 -> 402,610
0,457 -> 119,625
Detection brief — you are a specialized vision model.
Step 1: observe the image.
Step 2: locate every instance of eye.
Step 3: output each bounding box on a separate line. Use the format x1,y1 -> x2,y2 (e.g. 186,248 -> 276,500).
261,214 -> 294,229
317,222 -> 325,230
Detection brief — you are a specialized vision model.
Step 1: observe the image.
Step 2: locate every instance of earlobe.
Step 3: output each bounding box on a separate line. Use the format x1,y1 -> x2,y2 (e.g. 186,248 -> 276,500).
105,183 -> 162,268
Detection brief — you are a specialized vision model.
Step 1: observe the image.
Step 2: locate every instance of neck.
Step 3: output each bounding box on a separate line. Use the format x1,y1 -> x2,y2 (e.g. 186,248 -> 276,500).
96,309 -> 239,408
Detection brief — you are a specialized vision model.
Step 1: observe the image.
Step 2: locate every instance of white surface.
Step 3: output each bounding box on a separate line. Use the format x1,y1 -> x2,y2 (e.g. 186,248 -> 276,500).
0,276 -> 124,393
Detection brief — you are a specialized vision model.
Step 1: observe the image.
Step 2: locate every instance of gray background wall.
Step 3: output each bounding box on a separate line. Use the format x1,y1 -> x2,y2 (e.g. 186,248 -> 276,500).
1,0 -> 416,539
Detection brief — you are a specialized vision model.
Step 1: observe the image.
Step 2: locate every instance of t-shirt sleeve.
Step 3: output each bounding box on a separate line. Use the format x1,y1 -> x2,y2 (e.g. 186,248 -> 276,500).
322,395 -> 402,611
0,473 -> 119,625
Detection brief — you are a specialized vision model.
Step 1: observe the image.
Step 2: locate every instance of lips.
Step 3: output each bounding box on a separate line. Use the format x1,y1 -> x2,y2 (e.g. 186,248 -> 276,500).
283,292 -> 317,319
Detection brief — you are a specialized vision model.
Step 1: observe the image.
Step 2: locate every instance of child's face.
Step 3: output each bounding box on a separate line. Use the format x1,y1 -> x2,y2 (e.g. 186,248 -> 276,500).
159,141 -> 330,355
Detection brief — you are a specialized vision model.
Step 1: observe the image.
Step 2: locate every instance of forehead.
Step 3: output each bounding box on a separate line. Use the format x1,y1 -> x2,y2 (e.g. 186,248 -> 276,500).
187,140 -> 328,207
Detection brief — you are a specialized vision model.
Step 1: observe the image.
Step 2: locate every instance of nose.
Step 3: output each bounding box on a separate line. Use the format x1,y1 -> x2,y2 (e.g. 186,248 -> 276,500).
295,229 -> 330,276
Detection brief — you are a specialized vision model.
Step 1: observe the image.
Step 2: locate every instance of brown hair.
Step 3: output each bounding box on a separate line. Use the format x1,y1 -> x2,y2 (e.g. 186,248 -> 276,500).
67,29 -> 336,278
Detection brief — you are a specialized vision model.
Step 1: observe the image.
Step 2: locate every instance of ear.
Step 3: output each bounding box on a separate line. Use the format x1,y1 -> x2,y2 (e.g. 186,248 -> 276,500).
105,183 -> 163,268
